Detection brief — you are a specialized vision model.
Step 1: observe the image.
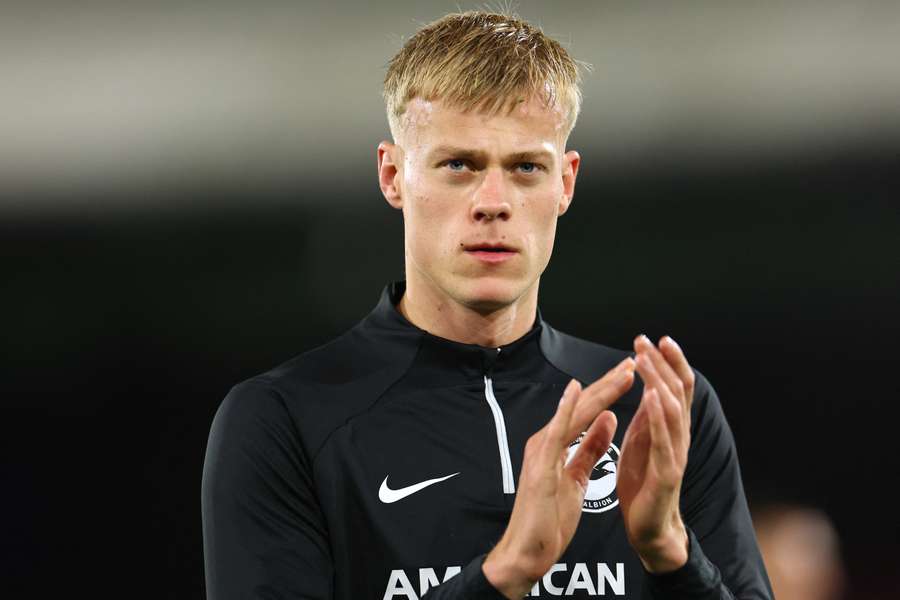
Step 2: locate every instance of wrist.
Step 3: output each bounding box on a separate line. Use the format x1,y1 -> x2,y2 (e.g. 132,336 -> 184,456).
482,542 -> 537,600
635,523 -> 690,574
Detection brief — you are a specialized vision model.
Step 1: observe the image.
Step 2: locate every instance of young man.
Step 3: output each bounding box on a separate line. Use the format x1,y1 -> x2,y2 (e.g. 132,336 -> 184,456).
202,11 -> 773,599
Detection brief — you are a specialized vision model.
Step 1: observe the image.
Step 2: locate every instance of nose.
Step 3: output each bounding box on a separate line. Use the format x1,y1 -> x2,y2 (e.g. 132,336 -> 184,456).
471,168 -> 512,222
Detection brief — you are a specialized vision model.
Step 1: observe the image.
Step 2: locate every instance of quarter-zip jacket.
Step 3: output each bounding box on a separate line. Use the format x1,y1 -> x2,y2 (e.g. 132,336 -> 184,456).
202,281 -> 773,599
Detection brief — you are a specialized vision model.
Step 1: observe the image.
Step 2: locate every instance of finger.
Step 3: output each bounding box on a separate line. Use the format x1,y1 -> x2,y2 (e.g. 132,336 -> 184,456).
543,378 -> 581,465
645,388 -> 678,487
635,335 -> 684,406
619,410 -> 650,482
569,357 -> 635,439
621,399 -> 648,452
659,336 -> 696,417
635,336 -> 685,441
564,410 -> 617,486
635,352 -> 685,452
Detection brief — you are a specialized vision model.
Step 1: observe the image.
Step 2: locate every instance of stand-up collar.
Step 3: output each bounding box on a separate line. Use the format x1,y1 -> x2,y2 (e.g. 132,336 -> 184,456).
364,280 -> 548,381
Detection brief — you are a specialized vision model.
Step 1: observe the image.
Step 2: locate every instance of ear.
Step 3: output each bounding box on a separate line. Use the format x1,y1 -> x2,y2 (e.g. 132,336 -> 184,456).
377,141 -> 403,209
558,150 -> 580,216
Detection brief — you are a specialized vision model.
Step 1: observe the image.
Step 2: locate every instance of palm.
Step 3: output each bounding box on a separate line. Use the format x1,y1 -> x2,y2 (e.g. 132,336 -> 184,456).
616,410 -> 665,545
615,335 -> 694,560
514,420 -> 617,569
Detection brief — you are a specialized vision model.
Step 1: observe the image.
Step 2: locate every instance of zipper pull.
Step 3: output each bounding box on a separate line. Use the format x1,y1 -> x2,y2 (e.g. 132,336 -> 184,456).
482,346 -> 501,376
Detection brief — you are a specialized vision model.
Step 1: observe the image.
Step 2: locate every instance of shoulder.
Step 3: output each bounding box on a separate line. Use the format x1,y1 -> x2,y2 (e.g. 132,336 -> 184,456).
218,321 -> 422,459
539,323 -> 633,384
538,323 -> 644,408
539,323 -> 726,417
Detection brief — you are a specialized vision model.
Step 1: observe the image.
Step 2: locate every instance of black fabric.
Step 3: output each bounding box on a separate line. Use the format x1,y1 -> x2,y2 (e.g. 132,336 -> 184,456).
420,555 -> 509,599
202,280 -> 773,599
643,527 -> 732,600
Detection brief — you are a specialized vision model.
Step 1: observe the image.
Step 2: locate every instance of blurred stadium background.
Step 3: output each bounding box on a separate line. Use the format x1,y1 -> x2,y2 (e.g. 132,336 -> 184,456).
2,1 -> 898,598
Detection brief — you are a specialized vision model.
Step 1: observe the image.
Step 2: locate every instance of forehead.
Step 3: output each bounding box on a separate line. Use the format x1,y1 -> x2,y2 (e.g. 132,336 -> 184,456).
400,96 -> 567,153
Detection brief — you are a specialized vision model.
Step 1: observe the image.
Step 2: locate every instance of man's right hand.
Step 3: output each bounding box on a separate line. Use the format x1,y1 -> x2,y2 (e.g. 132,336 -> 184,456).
481,357 -> 636,599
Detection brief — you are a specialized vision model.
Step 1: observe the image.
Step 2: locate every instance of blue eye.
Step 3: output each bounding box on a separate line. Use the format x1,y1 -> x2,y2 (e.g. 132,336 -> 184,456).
447,159 -> 466,171
518,162 -> 536,173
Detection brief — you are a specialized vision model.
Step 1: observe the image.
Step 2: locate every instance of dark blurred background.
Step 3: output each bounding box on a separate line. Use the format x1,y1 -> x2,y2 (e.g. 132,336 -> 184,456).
2,1 -> 898,598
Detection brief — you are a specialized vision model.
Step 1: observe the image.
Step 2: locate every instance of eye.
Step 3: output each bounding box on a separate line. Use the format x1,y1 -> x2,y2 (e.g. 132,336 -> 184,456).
517,162 -> 538,174
446,159 -> 467,171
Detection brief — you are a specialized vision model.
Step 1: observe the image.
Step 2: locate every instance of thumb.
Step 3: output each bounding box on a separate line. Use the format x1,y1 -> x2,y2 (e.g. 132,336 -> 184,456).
564,410 -> 618,487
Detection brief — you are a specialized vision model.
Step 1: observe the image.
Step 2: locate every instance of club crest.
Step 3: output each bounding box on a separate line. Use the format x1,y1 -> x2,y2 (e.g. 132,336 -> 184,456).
565,436 -> 620,513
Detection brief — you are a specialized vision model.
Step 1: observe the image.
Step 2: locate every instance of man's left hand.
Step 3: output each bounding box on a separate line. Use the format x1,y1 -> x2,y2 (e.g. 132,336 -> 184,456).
616,335 -> 695,573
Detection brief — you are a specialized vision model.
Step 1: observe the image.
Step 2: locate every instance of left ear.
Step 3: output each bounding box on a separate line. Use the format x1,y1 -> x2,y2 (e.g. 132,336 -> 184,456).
558,150 -> 580,216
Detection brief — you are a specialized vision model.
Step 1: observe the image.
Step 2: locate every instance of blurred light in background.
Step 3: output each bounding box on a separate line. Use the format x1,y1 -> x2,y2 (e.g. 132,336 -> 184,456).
1,1 -> 898,213
754,504 -> 847,600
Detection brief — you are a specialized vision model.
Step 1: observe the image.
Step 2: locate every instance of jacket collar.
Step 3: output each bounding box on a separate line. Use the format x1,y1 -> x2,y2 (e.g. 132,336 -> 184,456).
365,280 -> 547,380
361,280 -> 625,387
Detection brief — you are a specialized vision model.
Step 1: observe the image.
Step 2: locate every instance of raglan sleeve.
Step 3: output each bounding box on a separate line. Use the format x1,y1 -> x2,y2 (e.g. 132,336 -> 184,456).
201,379 -> 333,599
641,370 -> 774,600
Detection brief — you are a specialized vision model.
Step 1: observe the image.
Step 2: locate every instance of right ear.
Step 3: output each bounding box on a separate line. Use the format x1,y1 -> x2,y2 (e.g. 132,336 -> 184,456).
377,141 -> 403,209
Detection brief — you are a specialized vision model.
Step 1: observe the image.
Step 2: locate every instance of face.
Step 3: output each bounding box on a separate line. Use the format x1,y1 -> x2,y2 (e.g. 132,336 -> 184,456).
377,96 -> 580,313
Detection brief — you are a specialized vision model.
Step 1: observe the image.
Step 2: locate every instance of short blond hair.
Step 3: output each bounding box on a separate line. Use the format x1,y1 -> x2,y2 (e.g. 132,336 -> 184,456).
383,11 -> 585,141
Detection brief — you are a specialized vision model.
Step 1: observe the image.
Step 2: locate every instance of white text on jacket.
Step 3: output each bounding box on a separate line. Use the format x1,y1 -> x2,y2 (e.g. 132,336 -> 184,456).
383,562 -> 625,598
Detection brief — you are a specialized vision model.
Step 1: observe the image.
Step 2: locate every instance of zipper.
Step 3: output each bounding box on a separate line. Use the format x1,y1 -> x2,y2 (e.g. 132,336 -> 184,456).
483,348 -> 515,494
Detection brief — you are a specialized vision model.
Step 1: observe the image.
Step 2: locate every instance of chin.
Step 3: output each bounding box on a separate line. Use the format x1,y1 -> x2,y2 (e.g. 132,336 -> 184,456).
455,276 -> 527,313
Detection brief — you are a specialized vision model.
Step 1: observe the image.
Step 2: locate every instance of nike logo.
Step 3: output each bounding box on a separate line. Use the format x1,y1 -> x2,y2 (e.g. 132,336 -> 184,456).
378,472 -> 460,503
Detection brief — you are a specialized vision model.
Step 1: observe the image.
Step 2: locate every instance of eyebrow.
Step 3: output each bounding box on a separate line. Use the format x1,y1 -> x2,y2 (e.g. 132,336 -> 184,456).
427,145 -> 555,164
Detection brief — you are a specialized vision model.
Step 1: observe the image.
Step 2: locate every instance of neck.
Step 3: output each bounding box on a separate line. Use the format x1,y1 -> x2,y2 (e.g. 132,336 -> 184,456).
396,273 -> 539,348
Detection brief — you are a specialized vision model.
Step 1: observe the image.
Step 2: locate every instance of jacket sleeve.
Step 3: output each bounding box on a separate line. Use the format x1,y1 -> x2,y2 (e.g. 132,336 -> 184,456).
642,370 -> 774,600
420,555 -> 507,599
201,379 -> 333,599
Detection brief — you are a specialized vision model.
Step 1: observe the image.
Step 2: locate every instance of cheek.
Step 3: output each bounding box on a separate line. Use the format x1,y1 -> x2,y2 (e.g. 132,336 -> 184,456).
405,192 -> 457,259
527,193 -> 561,245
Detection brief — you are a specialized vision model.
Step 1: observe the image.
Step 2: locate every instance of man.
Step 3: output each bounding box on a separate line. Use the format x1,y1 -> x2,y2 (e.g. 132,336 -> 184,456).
202,11 -> 773,599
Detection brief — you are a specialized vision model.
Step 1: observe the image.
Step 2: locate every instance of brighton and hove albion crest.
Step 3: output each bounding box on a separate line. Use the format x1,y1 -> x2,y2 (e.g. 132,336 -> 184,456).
565,435 -> 620,513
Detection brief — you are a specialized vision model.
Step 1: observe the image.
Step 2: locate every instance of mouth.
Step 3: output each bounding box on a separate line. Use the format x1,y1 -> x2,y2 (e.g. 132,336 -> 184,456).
464,242 -> 518,263
464,242 -> 517,253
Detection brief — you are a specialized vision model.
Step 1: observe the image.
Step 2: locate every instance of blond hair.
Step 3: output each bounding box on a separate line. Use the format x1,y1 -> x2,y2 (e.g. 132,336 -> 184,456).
383,11 -> 585,141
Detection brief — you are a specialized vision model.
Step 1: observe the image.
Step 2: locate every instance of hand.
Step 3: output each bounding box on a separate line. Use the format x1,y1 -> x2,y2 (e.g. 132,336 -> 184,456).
617,335 -> 694,573
483,358 -> 635,599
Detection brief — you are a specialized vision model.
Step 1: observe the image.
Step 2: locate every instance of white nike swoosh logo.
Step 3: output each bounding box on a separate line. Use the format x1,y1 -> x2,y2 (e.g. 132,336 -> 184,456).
378,472 -> 460,504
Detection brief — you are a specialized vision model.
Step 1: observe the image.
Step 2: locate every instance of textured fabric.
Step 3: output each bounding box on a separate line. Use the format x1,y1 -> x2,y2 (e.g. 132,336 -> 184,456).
201,280 -> 773,599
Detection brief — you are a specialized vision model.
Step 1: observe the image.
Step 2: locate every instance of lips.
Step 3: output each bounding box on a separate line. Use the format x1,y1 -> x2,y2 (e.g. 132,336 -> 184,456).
464,242 -> 518,264
464,242 -> 517,253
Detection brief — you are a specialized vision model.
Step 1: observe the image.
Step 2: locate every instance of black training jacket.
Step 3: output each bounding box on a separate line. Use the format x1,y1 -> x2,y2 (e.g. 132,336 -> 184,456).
202,280 -> 773,599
